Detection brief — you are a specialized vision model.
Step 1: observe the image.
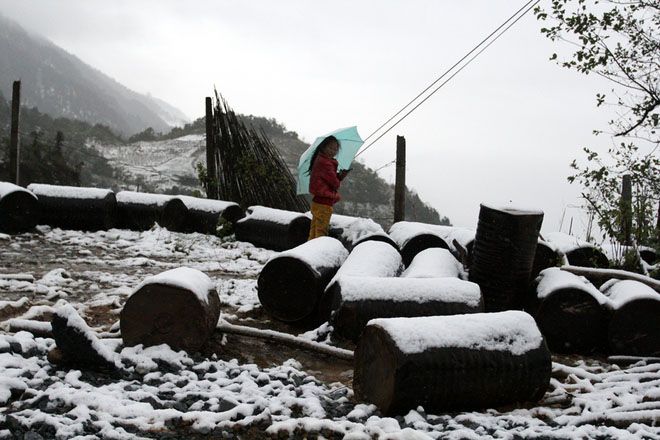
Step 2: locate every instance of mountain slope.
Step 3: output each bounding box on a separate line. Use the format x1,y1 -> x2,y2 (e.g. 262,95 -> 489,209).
0,14 -> 186,136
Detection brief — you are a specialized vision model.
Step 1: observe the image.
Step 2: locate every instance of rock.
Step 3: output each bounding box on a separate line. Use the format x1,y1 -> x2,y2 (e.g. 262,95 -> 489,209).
50,304 -> 117,371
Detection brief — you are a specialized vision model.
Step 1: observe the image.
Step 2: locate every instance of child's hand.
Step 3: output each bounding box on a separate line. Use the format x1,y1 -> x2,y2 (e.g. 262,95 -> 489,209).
338,169 -> 351,179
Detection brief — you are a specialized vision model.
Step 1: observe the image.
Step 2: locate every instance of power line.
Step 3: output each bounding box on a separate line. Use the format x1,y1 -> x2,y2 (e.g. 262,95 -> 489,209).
356,0 -> 539,158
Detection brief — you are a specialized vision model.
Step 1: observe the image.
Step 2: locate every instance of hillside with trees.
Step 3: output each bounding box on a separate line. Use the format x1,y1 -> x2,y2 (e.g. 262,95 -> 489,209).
0,94 -> 450,227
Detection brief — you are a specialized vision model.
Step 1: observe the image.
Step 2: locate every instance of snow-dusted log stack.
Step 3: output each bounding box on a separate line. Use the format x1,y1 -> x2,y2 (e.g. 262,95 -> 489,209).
527,268 -> 609,354
388,221 -> 450,267
258,237 -> 348,323
469,203 -> 544,312
116,191 -> 189,232
28,183 -> 117,231
0,182 -> 39,233
602,279 -> 660,356
328,213 -> 398,251
235,205 -> 311,251
178,195 -> 244,234
320,241 -> 402,322
328,277 -> 483,342
354,311 -> 551,415
544,232 -> 609,269
121,267 -> 220,353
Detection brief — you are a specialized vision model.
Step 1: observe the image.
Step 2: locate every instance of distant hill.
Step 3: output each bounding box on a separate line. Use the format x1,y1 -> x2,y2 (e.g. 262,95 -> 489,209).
0,14 -> 188,137
103,115 -> 451,227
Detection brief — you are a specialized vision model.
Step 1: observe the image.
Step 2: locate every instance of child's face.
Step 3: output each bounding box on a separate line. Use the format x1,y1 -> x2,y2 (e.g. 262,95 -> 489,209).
323,141 -> 339,158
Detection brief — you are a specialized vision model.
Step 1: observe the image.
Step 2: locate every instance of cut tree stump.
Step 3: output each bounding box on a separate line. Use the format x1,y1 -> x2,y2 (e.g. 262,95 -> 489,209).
235,205 -> 311,251
528,268 -> 609,354
116,191 -> 189,232
401,248 -> 463,279
178,195 -> 244,234
257,237 -> 348,323
0,182 -> 39,233
602,279 -> 660,356
121,267 -> 220,353
354,311 -> 551,415
328,276 -> 483,342
28,183 -> 117,231
469,203 -> 544,312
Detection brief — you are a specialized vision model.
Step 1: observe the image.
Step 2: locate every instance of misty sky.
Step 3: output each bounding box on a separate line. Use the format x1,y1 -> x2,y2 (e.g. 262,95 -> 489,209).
0,0 -> 619,237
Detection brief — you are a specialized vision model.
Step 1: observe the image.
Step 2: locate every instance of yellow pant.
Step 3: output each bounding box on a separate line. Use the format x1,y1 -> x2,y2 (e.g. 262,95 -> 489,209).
308,202 -> 333,240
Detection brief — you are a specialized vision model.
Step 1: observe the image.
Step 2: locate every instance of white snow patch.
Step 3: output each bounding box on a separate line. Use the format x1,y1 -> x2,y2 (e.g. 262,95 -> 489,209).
27,183 -> 113,200
132,267 -> 215,305
402,248 -> 463,279
370,311 -> 543,355
177,195 -> 239,213
0,182 -> 36,199
535,268 -> 610,305
239,205 -> 309,226
601,279 -> 660,310
115,191 -> 174,206
337,276 -> 482,307
275,237 -> 348,271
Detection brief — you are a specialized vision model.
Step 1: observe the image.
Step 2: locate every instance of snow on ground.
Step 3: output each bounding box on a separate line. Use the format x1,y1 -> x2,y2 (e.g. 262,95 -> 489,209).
1,226 -> 660,438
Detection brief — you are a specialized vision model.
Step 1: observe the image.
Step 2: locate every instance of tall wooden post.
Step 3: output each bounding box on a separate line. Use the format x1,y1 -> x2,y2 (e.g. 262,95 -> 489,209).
393,135 -> 406,223
10,80 -> 21,185
205,97 -> 218,199
621,174 -> 632,245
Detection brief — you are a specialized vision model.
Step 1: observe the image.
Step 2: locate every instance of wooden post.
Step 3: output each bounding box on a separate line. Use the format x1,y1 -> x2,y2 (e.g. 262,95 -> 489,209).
205,97 -> 218,199
10,80 -> 21,185
393,135 -> 406,223
621,174 -> 632,245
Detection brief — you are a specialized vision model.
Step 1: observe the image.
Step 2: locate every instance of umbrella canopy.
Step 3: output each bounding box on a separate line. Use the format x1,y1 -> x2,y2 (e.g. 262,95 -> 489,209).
296,126 -> 364,195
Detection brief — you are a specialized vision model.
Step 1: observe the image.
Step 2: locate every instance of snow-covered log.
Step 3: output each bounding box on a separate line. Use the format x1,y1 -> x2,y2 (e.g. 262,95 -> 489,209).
544,231 -> 609,268
469,203 -> 544,311
319,241 -> 403,321
388,221 -> 450,267
328,276 -> 483,342
353,311 -> 551,415
639,246 -> 659,265
51,304 -> 118,371
235,205 -> 311,251
0,182 -> 39,233
27,184 -> 117,231
528,268 -> 609,354
401,248 -> 464,279
116,191 -> 189,232
327,213 -> 397,250
257,237 -> 348,323
532,240 -> 562,279
602,279 -> 660,356
120,267 -> 220,353
178,195 -> 245,234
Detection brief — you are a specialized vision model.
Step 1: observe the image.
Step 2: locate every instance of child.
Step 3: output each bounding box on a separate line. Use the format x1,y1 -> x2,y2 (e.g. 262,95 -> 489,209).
307,135 -> 350,240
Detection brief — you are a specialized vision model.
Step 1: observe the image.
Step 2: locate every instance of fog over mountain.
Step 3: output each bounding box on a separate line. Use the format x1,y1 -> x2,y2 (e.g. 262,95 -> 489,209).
0,14 -> 188,136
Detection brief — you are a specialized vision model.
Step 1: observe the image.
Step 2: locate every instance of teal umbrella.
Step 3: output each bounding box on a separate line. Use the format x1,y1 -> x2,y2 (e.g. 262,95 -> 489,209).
296,126 -> 364,195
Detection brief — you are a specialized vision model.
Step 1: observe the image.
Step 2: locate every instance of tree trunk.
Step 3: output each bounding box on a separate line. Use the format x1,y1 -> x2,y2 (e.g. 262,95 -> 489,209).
354,312 -> 551,415
0,183 -> 39,233
28,184 -> 117,231
121,269 -> 220,354
257,237 -> 348,323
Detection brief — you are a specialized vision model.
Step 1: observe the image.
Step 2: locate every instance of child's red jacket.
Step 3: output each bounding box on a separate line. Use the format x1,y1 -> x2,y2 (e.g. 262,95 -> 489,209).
309,154 -> 345,206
